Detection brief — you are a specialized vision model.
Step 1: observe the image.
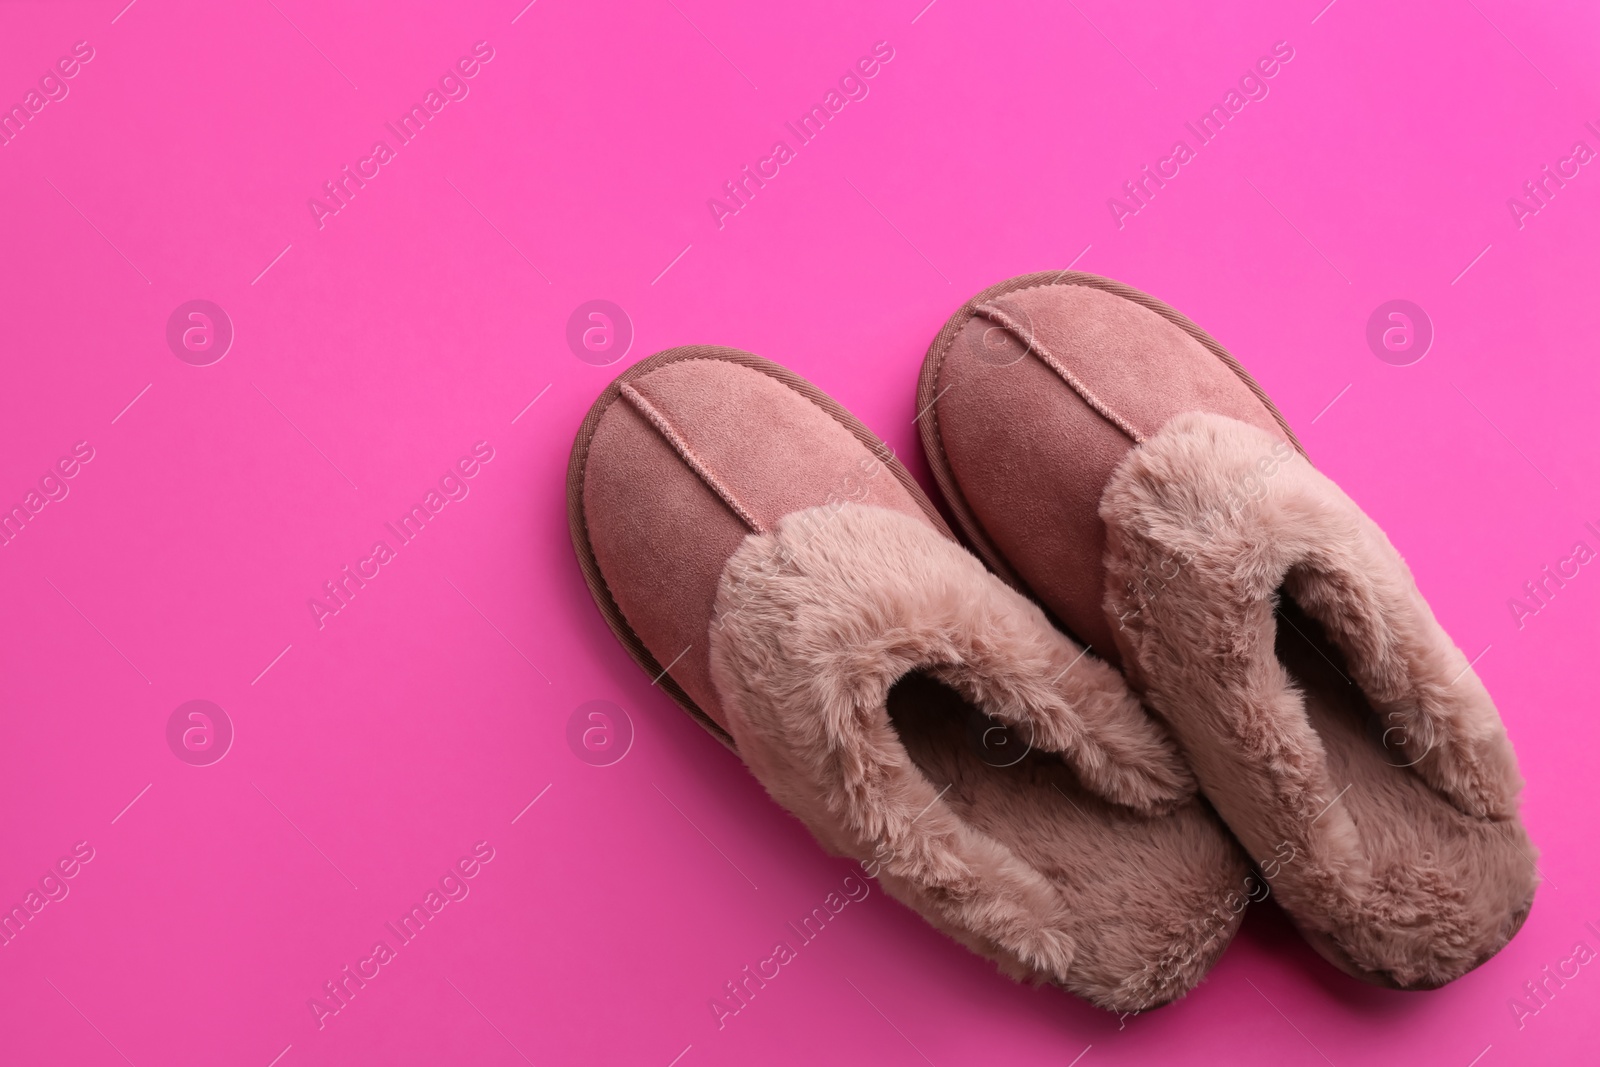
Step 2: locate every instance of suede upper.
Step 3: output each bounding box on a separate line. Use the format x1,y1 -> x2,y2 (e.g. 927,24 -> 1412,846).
582,356 -> 934,731
929,280 -> 1284,661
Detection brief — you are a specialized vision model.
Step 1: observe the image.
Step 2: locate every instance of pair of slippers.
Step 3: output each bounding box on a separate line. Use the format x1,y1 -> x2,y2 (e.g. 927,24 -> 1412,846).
567,271 -> 1537,1011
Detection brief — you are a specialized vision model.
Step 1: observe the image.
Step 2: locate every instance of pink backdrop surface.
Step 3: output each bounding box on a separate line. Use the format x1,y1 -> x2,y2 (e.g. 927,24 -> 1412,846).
2,1 -> 1598,1064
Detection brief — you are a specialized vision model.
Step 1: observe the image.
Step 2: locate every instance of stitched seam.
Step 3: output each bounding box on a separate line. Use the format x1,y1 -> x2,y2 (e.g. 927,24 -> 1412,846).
977,301 -> 1146,444
980,274 -> 1303,456
620,382 -> 767,533
573,426 -> 726,747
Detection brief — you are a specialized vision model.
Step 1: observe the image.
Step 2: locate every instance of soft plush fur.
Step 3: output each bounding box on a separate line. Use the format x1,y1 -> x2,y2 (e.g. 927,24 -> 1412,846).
1100,412 -> 1537,988
708,501 -> 1253,1010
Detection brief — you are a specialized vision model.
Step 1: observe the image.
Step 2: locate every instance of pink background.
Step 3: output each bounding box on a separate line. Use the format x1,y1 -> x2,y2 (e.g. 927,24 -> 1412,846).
2,0 -> 1598,1064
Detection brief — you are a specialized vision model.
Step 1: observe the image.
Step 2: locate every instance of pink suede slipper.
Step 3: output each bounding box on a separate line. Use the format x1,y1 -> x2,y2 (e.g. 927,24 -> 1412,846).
918,271 -> 1538,990
569,346 -> 1255,1011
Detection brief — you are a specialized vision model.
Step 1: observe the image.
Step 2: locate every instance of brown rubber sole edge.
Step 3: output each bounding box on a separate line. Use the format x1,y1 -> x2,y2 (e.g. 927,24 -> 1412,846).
915,269 -> 1307,601
567,344 -> 953,754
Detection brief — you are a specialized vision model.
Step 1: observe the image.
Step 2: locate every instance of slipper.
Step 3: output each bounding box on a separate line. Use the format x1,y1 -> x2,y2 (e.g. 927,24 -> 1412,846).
569,346 -> 1255,1011
917,271 -> 1538,989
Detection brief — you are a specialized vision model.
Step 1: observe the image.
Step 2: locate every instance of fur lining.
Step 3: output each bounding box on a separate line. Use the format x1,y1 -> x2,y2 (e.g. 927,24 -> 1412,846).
707,502 -> 1224,1008
1100,412 -> 1534,987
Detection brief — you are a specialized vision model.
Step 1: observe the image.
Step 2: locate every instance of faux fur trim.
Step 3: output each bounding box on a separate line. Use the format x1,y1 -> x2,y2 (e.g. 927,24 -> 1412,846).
707,502 -> 1199,1006
1100,412 -> 1531,986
